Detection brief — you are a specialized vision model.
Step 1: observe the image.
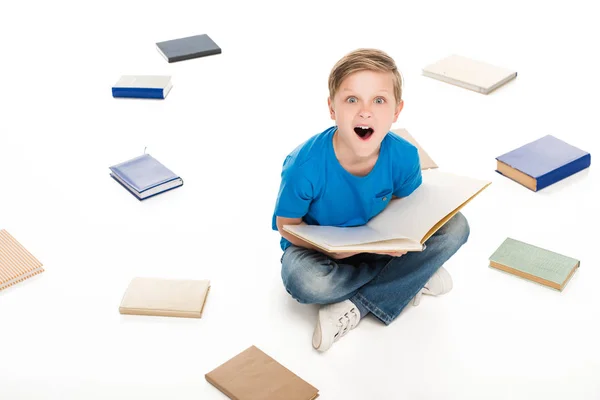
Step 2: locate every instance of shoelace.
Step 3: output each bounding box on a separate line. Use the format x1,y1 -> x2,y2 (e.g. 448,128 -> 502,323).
334,308 -> 359,340
412,285 -> 430,306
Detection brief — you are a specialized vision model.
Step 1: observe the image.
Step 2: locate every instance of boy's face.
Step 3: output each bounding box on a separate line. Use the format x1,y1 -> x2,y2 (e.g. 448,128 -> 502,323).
328,70 -> 403,159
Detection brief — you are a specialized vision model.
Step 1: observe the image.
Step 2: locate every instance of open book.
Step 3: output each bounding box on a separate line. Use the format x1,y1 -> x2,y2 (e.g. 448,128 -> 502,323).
283,169 -> 491,253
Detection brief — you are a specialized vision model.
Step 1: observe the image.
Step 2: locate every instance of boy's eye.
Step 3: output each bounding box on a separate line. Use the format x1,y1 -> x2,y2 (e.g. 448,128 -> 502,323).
346,97 -> 357,103
374,97 -> 385,104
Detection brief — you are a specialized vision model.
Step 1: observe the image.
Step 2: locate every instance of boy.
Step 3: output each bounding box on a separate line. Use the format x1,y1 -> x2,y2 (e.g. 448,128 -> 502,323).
272,49 -> 470,352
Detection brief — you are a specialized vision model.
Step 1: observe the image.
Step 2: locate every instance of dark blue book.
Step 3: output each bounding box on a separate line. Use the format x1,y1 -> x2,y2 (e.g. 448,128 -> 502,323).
156,34 -> 221,63
112,76 -> 172,99
495,135 -> 591,191
109,154 -> 183,201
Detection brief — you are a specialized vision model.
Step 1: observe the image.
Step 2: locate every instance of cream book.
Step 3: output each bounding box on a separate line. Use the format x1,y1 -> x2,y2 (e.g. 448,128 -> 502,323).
283,169 -> 490,253
119,277 -> 210,318
0,229 -> 44,292
422,54 -> 517,94
391,128 -> 438,170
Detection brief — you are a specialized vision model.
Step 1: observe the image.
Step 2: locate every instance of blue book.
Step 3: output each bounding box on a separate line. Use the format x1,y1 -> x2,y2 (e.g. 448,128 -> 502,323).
112,76 -> 172,99
155,34 -> 221,63
495,135 -> 591,191
109,154 -> 183,201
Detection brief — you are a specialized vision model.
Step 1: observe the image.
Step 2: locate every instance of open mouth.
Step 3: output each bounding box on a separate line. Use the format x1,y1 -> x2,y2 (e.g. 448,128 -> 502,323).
354,125 -> 374,140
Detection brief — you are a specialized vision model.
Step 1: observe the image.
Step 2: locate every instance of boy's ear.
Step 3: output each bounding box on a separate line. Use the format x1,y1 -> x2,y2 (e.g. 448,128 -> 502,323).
392,100 -> 404,122
328,97 -> 335,120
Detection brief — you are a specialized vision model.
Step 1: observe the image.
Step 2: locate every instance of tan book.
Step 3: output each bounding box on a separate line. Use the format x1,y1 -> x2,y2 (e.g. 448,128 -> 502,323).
119,277 -> 210,318
423,54 -> 517,94
0,229 -> 44,292
205,345 -> 319,400
391,128 -> 438,170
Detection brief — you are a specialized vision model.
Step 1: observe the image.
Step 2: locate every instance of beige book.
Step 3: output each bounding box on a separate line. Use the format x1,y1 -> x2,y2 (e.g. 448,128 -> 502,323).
205,345 -> 319,400
284,169 -> 490,253
423,54 -> 517,94
0,229 -> 44,292
391,128 -> 438,169
119,277 -> 210,318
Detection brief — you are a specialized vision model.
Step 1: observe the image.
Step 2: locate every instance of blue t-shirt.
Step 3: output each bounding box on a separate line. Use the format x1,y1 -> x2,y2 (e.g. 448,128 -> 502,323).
272,126 -> 422,251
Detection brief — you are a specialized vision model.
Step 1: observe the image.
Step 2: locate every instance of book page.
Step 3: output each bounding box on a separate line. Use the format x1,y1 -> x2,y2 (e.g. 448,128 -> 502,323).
284,224 -> 384,247
326,238 -> 424,253
366,169 -> 490,241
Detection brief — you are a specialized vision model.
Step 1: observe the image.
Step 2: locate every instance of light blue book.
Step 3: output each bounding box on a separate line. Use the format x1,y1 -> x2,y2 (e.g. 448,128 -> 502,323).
109,154 -> 183,200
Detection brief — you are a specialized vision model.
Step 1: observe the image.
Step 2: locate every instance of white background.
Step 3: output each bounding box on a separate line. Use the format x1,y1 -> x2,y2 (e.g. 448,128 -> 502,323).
1,0 -> 599,399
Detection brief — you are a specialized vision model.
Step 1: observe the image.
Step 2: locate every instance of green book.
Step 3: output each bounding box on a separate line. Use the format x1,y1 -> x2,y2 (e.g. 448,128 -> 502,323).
489,237 -> 580,291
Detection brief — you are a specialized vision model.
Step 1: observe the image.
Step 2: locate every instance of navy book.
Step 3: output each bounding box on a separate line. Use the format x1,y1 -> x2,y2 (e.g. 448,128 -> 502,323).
156,34 -> 221,63
495,135 -> 591,191
109,154 -> 183,200
112,76 -> 172,99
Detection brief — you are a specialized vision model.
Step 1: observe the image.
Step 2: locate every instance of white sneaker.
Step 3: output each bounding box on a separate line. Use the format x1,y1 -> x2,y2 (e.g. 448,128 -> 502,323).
412,266 -> 453,306
312,300 -> 361,352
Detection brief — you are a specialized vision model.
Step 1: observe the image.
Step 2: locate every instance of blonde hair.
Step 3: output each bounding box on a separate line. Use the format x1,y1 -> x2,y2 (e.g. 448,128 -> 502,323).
328,48 -> 403,105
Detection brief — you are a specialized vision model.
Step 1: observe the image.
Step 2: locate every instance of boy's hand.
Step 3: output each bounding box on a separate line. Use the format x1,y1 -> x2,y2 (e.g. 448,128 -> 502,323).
328,251 -> 361,260
327,251 -> 406,259
373,251 -> 407,257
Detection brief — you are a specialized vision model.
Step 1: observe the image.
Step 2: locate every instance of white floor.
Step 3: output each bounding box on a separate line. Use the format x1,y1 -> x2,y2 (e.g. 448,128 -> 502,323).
1,0 -> 598,399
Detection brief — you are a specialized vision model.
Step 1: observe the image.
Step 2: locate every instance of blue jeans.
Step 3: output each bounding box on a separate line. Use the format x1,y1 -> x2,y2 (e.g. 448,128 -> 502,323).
280,212 -> 470,325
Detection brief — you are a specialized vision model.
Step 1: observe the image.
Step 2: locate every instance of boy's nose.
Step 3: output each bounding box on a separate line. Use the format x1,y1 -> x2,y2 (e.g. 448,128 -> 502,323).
359,109 -> 373,119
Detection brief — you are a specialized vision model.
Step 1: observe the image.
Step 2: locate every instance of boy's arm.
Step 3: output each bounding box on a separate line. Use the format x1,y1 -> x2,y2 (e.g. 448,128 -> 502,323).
276,216 -> 326,253
392,145 -> 422,199
276,216 -> 358,259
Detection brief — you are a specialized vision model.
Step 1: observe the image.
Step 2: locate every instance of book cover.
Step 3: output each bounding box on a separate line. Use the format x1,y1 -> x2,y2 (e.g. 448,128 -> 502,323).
112,75 -> 172,99
0,229 -> 44,292
283,169 -> 490,253
422,54 -> 517,94
390,128 -> 438,170
109,154 -> 183,200
489,238 -> 580,291
119,277 -> 211,318
205,345 -> 319,400
156,33 -> 221,63
495,135 -> 591,191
